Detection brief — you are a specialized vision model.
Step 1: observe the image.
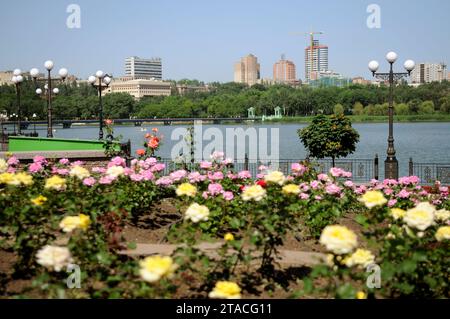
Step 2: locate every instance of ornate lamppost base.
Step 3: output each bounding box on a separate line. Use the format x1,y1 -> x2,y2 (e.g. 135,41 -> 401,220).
384,157 -> 399,180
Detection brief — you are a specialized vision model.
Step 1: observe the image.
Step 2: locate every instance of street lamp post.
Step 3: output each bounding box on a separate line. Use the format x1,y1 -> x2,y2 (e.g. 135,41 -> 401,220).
11,113 -> 17,134
88,71 -> 112,139
30,61 -> 68,138
11,69 -> 24,135
32,113 -> 37,135
369,52 -> 415,179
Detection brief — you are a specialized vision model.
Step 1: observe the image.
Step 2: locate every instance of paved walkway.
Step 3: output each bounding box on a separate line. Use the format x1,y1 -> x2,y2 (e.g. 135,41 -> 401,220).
119,242 -> 326,267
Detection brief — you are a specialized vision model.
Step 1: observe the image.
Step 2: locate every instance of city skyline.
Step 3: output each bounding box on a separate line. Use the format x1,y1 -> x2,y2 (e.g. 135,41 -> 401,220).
0,0 -> 449,83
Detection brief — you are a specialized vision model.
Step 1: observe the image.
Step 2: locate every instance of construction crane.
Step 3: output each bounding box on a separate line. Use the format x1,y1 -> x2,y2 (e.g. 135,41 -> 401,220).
290,30 -> 324,82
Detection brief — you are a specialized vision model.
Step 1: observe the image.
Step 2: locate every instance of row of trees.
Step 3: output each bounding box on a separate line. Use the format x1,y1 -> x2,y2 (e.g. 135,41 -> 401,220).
1,79 -> 449,120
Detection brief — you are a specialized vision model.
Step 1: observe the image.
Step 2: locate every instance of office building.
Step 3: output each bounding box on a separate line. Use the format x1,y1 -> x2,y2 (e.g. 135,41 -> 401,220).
125,56 -> 162,80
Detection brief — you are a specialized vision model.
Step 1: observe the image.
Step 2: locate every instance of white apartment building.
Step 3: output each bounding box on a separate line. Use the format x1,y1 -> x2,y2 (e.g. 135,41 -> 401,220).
410,62 -> 447,84
125,56 -> 162,80
305,40 -> 329,82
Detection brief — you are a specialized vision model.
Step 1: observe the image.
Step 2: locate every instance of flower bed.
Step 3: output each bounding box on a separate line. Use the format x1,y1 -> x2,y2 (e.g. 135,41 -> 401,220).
0,151 -> 448,299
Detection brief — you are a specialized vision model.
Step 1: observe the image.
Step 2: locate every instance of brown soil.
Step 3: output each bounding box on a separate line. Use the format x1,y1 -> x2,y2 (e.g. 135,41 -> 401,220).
1,199 -> 366,299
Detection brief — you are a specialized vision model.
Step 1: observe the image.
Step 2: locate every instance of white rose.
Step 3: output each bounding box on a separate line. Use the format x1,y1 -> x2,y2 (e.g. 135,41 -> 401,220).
185,203 -> 210,223
69,165 -> 90,180
403,202 -> 435,231
106,165 -> 124,178
36,245 -> 72,272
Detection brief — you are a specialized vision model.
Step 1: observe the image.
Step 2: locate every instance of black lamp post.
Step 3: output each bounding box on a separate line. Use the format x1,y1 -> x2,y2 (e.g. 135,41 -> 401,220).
12,113 -> 17,135
11,69 -> 24,135
88,71 -> 112,140
369,52 -> 415,180
32,113 -> 37,135
30,61 -> 68,138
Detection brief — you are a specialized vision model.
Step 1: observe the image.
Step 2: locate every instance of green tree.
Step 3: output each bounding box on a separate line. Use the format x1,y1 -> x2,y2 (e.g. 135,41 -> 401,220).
418,100 -> 435,114
352,102 -> 364,115
394,103 -> 409,115
408,98 -> 421,114
439,96 -> 450,113
298,114 -> 360,166
333,103 -> 344,115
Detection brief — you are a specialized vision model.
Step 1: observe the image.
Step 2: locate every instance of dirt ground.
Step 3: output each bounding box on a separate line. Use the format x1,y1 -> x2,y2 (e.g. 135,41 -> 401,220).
0,199 -> 365,299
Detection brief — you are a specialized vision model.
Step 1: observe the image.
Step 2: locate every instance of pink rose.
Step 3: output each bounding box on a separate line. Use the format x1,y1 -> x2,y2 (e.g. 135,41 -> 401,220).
208,183 -> 223,196
83,177 -> 96,186
222,191 -> 234,201
387,199 -> 397,207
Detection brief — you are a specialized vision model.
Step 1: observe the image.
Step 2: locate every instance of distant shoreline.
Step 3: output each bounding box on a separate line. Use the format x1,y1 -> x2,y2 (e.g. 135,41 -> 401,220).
14,115 -> 450,128
263,115 -> 450,124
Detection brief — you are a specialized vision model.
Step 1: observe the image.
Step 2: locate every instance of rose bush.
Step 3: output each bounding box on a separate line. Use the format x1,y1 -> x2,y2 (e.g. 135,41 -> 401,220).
0,148 -> 448,298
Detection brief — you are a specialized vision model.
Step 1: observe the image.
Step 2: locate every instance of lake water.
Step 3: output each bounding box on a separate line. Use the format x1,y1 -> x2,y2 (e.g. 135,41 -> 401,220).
14,122 -> 450,178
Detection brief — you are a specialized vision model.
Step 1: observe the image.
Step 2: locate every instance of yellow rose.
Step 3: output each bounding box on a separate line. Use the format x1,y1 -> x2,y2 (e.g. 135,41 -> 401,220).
139,255 -> 177,283
14,172 -> 34,186
176,183 -> 197,197
209,281 -> 241,299
319,225 -> 358,255
264,171 -> 286,185
31,195 -> 48,206
0,172 -> 14,184
344,249 -> 375,268
45,175 -> 67,191
282,184 -> 300,195
0,158 -> 7,173
435,226 -> 450,242
224,233 -> 234,241
77,214 -> 91,230
184,203 -> 210,223
435,209 -> 450,222
69,165 -> 90,180
241,185 -> 266,201
358,190 -> 387,209
404,202 -> 435,231
390,208 -> 406,220
59,214 -> 91,232
356,291 -> 367,299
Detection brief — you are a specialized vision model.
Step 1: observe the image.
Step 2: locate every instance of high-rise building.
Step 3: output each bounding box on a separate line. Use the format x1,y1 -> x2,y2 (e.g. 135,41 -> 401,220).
273,56 -> 296,83
125,56 -> 162,80
304,40 -> 328,82
410,62 -> 447,84
234,54 -> 260,86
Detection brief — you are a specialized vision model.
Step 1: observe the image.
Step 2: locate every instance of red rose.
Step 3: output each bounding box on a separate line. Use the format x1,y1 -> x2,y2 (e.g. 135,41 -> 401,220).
256,180 -> 267,188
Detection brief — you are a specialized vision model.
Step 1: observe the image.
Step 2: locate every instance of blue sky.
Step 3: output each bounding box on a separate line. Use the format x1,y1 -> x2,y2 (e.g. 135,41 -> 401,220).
0,0 -> 449,82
